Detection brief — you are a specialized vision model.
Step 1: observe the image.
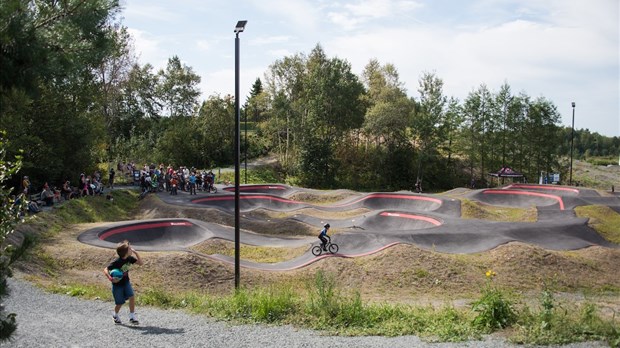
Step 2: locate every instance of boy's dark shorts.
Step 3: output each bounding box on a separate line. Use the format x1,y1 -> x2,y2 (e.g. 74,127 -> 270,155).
112,282 -> 135,305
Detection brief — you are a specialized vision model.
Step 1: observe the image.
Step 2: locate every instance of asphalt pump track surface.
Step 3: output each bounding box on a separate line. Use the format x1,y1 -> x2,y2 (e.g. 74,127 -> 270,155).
78,183 -> 620,271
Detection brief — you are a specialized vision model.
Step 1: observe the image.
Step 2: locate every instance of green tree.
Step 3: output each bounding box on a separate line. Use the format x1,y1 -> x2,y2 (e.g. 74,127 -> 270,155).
413,71 -> 448,188
522,97 -> 561,179
0,0 -> 124,186
158,56 -> 201,117
298,45 -> 366,187
0,132 -> 27,342
263,53 -> 306,168
359,59 -> 415,189
245,78 -> 266,122
361,59 -> 412,145
193,95 -> 236,167
462,84 -> 493,184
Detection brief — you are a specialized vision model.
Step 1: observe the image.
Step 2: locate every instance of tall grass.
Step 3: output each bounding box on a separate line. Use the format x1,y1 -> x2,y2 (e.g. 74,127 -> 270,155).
512,294 -> 619,346
471,270 -> 516,332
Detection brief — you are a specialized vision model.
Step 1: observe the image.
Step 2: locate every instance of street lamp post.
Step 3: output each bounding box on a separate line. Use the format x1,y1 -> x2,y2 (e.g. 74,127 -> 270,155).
502,96 -> 513,172
234,20 -> 247,290
569,102 -> 575,186
244,108 -> 248,184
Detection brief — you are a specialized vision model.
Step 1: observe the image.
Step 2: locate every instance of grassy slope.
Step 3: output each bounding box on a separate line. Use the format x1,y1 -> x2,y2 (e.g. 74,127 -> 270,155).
575,205 -> 620,244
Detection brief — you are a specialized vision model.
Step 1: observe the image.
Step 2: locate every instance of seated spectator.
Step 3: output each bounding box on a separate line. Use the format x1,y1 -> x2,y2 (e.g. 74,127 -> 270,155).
18,191 -> 40,213
28,200 -> 41,213
41,182 -> 55,206
61,180 -> 73,200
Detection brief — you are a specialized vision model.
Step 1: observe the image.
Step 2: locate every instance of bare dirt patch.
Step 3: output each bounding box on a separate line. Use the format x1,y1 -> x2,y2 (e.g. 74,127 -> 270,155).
190,239 -> 308,263
286,190 -> 359,204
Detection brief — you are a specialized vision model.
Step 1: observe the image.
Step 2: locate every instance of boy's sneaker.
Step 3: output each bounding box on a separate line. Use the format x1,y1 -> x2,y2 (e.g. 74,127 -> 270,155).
129,317 -> 139,325
113,315 -> 121,324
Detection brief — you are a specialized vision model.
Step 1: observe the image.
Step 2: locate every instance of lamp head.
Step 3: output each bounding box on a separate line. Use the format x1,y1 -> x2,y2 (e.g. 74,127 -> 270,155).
234,20 -> 247,33
571,102 -> 575,107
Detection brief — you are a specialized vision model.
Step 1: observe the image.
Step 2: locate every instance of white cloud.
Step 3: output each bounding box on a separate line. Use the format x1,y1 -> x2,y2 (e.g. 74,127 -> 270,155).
345,0 -> 392,18
267,49 -> 294,58
196,40 -> 210,52
250,35 -> 292,46
122,2 -> 179,22
327,12 -> 362,31
126,28 -> 167,68
200,66 -> 266,102
249,0 -> 321,32
329,0 -> 423,30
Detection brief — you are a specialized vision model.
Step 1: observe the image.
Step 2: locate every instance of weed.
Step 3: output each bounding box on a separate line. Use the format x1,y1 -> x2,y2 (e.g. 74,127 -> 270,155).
414,268 -> 429,278
139,288 -> 180,308
471,270 -> 516,332
47,283 -> 108,300
511,288 -> 620,345
306,270 -> 339,319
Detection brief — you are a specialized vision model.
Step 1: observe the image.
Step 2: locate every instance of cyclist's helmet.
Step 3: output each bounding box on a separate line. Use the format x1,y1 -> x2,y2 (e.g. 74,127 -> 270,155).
324,223 -> 330,228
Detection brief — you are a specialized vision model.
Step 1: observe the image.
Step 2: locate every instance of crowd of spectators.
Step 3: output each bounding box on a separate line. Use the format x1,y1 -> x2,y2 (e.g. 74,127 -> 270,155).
11,161 -> 225,215
14,169 -> 111,215
131,162 -> 218,196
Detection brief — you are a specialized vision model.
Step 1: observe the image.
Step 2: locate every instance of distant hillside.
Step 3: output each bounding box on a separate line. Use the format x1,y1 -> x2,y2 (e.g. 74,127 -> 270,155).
572,159 -> 620,191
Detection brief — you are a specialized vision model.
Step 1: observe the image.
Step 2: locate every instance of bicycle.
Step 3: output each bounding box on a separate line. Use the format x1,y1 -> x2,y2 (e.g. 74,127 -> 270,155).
205,181 -> 217,193
311,240 -> 339,256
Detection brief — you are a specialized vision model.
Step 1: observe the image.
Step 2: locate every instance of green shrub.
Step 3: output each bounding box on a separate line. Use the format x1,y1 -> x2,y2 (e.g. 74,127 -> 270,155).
139,288 -> 179,308
306,270 -> 339,320
511,288 -> 620,345
471,270 -> 516,332
204,286 -> 297,323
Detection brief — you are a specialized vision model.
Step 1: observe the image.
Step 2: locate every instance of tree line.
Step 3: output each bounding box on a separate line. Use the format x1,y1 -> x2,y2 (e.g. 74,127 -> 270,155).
1,1 -> 618,193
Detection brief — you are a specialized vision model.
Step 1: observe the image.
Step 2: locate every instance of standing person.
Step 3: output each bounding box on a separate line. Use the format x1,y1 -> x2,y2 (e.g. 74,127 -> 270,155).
103,240 -> 143,325
318,223 -> 331,251
109,168 -> 116,189
170,174 -> 178,195
22,176 -> 31,194
61,179 -> 73,200
188,172 -> 197,195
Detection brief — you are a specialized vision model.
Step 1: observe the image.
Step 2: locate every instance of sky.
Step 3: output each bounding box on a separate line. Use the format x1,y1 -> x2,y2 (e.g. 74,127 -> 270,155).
120,0 -> 619,137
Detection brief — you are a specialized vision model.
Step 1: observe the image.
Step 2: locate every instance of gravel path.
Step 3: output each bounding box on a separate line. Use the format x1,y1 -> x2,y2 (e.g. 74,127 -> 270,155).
2,277 -> 608,348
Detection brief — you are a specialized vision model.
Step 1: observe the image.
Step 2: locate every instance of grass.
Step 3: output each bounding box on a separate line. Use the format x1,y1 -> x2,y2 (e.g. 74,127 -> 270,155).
460,199 -> 537,222
511,291 -> 620,346
190,240 -> 308,263
575,205 -> 620,244
257,207 -> 369,220
46,282 -> 109,300
17,190 -> 139,243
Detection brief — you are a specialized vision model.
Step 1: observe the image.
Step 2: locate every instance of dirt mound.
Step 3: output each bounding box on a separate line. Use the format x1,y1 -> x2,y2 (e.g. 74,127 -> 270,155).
138,194 -> 315,236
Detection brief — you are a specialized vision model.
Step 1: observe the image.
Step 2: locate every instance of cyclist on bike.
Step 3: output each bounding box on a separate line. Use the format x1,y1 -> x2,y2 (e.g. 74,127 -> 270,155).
318,223 -> 331,251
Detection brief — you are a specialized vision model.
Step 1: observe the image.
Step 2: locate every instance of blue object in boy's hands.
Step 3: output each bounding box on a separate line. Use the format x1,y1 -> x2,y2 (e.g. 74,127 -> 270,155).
110,269 -> 123,280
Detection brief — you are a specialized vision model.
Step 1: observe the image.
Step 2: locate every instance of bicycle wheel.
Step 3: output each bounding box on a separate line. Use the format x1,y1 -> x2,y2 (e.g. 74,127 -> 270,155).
311,245 -> 322,256
328,243 -> 339,254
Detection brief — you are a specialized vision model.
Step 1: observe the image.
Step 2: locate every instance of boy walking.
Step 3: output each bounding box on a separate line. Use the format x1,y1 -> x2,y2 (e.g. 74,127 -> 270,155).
103,240 -> 143,324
